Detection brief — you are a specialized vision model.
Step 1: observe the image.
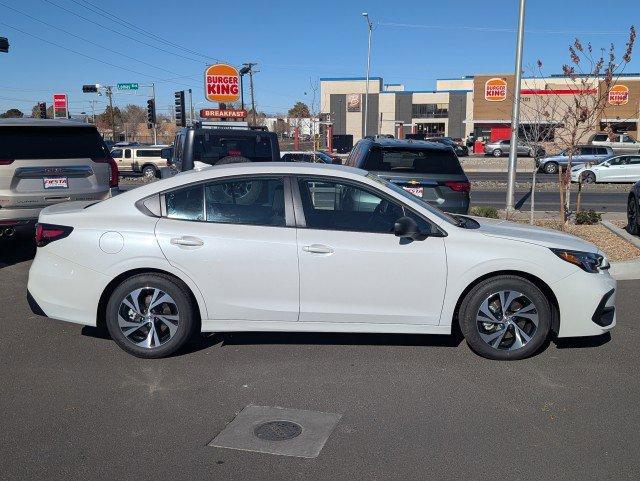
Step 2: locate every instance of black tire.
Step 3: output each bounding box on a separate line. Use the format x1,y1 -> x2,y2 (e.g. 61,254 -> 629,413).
492,149 -> 502,157
459,275 -> 551,360
628,195 -> 639,236
142,164 -> 158,179
582,171 -> 596,184
105,273 -> 195,358
543,162 -> 559,174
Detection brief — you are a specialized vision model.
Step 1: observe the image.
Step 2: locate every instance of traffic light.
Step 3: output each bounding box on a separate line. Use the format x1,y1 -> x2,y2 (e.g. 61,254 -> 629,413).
0,37 -> 9,53
38,102 -> 47,119
82,84 -> 99,93
146,99 -> 156,125
174,91 -> 186,127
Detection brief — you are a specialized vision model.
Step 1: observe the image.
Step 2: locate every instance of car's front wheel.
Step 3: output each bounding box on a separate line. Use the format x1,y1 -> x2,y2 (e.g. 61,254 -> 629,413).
105,273 -> 195,358
459,275 -> 551,360
142,165 -> 158,179
581,171 -> 596,184
492,149 -> 502,157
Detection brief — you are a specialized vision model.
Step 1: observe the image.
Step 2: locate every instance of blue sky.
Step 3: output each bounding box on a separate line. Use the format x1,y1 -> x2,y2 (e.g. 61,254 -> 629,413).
0,0 -> 637,116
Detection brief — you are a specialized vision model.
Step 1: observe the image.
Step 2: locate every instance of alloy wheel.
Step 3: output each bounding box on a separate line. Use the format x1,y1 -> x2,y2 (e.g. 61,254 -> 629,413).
544,163 -> 558,174
476,290 -> 539,351
118,287 -> 180,349
493,149 -> 502,157
582,171 -> 596,184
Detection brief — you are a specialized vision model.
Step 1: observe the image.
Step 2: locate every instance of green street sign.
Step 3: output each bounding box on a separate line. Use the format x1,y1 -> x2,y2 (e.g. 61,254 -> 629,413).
117,83 -> 139,90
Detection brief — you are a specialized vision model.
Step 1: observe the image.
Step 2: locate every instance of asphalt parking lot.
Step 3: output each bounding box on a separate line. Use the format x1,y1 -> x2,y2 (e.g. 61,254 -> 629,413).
1,239 -> 639,481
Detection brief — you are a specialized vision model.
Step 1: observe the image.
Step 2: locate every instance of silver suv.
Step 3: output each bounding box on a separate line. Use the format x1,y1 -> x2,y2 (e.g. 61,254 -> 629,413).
589,132 -> 640,155
0,119 -> 118,238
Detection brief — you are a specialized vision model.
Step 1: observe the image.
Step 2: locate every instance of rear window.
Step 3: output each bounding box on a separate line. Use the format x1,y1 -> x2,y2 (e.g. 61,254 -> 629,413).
193,132 -> 274,165
0,126 -> 109,160
363,147 -> 463,175
592,134 -> 608,142
136,149 -> 161,157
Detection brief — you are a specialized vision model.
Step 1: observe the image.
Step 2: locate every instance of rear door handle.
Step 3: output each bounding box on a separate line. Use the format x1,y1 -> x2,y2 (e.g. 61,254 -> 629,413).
302,244 -> 334,254
170,236 -> 204,248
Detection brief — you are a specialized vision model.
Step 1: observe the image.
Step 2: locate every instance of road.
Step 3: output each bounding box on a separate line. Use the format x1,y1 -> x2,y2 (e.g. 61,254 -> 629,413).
1,241 -> 639,481
471,190 -> 629,212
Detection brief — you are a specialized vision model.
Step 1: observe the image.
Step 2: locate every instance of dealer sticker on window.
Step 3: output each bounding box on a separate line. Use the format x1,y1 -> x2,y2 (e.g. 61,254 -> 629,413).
43,177 -> 68,189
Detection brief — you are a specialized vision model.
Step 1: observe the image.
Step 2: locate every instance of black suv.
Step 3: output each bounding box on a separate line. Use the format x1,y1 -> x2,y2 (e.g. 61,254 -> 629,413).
168,124 -> 280,172
345,138 -> 470,214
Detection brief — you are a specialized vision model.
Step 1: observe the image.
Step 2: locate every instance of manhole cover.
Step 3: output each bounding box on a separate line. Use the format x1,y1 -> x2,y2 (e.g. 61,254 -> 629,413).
254,420 -> 303,441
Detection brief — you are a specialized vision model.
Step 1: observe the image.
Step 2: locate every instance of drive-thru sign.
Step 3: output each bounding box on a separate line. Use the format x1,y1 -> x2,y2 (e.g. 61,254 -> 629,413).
205,64 -> 240,103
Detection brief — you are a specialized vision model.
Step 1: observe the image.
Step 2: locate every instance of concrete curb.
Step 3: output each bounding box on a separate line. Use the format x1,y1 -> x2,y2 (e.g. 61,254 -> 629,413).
600,221 -> 640,280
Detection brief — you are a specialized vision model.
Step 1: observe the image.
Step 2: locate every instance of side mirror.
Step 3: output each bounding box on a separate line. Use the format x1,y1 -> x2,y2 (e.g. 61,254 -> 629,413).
394,216 -> 420,239
160,147 -> 173,160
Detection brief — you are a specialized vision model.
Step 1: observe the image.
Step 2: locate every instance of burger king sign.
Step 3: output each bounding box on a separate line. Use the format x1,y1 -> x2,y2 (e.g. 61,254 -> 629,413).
205,64 -> 240,103
608,84 -> 629,106
485,78 -> 508,102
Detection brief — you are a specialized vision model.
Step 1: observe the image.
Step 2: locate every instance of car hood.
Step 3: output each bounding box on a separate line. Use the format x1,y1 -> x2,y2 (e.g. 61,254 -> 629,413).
470,216 -> 599,253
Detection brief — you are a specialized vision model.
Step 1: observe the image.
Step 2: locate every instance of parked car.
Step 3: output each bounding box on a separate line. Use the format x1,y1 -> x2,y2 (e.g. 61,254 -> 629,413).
570,154 -> 640,183
110,145 -> 169,179
628,181 -> 640,235
168,126 -> 280,172
537,146 -> 614,174
426,137 -> 469,157
345,138 -> 470,214
589,132 -> 640,155
281,151 -> 338,164
484,139 -> 544,158
0,118 -> 117,238
27,162 -> 616,360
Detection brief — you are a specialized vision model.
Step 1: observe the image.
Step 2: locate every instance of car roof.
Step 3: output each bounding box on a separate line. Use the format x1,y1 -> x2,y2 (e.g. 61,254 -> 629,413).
362,137 -> 452,151
0,118 -> 95,127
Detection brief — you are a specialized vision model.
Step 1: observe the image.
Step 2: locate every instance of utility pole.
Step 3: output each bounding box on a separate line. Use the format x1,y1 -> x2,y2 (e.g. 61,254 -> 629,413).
506,0 -> 526,212
243,62 -> 258,126
106,85 -> 116,142
362,12 -> 373,138
188,88 -> 194,124
151,83 -> 157,145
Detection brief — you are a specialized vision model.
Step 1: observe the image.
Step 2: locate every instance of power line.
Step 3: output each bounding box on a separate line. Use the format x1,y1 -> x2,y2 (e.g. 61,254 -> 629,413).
0,2 -> 191,78
0,21 -> 200,90
71,0 -> 221,63
41,0 -> 204,64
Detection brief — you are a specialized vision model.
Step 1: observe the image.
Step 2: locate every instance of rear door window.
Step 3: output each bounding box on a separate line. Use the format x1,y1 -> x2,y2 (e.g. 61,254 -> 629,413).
0,126 -> 108,159
363,147 -> 463,175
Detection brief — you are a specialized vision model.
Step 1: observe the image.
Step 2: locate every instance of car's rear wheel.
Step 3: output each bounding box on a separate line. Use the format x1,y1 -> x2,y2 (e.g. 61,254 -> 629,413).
628,195 -> 639,235
105,274 -> 195,358
492,149 -> 502,157
582,171 -> 596,184
459,275 -> 551,360
543,162 -> 559,174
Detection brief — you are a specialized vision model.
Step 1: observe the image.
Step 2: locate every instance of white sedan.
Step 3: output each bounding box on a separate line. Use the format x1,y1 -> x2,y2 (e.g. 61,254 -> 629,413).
571,154 -> 640,183
27,163 -> 616,360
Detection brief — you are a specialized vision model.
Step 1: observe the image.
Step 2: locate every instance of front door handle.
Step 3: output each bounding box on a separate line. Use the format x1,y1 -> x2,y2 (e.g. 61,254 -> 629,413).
170,236 -> 204,248
302,244 -> 334,254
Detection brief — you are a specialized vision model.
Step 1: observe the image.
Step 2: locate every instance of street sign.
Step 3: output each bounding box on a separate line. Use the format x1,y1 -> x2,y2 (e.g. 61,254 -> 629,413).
117,83 -> 139,91
205,64 -> 240,102
53,93 -> 68,118
200,108 -> 247,119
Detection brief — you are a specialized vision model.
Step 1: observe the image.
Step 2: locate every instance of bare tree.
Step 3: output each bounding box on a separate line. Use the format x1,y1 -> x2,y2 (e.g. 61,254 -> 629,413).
528,27 -> 636,228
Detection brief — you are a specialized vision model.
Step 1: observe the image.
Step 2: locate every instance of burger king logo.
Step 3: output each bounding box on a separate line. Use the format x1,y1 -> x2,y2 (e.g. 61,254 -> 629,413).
608,84 -> 629,106
485,78 -> 508,102
205,64 -> 240,103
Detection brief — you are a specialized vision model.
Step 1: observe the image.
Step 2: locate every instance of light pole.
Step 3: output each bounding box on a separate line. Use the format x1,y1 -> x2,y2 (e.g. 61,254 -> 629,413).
506,0 -> 526,212
362,12 -> 373,138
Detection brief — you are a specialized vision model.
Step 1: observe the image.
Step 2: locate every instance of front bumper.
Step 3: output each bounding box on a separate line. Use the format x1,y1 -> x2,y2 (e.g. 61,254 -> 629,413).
552,270 -> 616,337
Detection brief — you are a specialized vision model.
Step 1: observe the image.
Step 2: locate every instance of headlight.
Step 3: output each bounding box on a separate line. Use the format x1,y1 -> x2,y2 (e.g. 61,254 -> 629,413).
551,248 -> 609,273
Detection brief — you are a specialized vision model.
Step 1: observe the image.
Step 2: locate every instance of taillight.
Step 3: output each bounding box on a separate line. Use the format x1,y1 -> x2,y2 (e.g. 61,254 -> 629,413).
93,157 -> 119,188
444,181 -> 471,193
0,159 -> 14,165
35,223 -> 73,247
228,149 -> 242,156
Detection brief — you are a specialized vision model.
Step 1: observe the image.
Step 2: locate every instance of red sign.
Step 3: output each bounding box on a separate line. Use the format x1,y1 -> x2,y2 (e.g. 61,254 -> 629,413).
205,64 -> 240,102
200,108 -> 247,119
53,93 -> 67,109
608,84 -> 629,105
484,78 -> 507,102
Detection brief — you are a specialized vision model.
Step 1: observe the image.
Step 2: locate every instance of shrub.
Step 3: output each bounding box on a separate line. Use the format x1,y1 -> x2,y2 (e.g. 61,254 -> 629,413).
575,210 -> 602,225
469,206 -> 499,219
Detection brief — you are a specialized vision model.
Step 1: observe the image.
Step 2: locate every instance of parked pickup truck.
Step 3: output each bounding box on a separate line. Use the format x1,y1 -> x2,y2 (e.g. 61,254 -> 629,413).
589,132 -> 640,155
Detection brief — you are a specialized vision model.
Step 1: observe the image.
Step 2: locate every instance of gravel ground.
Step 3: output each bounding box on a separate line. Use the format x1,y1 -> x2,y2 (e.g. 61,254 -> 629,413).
459,156 -> 536,171
471,180 -> 632,192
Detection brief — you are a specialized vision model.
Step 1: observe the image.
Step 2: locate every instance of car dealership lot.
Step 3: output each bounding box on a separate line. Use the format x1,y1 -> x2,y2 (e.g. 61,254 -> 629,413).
2,241 -> 640,481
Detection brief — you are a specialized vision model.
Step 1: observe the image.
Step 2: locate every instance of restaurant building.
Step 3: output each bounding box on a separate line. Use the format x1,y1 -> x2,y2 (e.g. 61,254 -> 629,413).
320,73 -> 640,143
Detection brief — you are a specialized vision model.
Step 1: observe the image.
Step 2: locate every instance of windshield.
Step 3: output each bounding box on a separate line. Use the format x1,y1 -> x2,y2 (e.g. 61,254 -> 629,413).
366,172 -> 460,226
